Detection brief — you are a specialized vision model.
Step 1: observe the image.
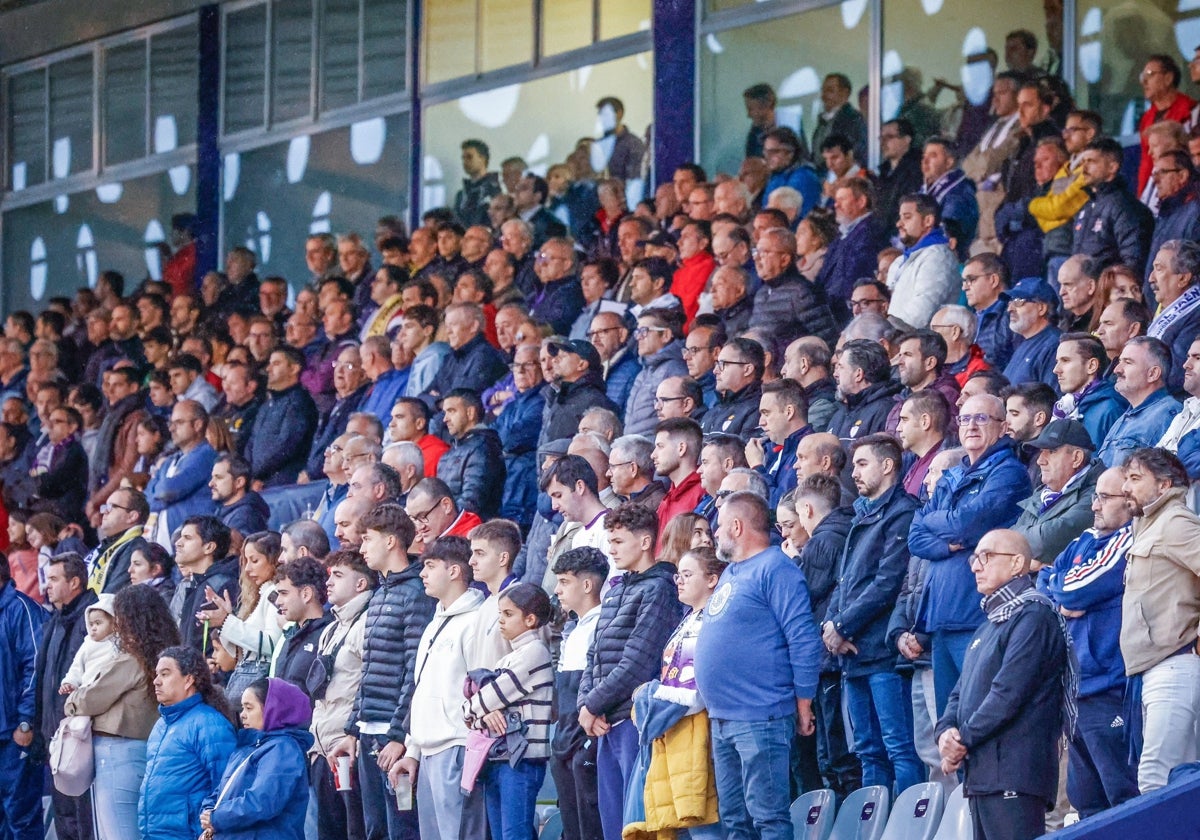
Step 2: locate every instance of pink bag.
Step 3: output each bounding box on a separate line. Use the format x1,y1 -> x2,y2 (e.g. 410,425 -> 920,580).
49,715 -> 94,796
459,729 -> 498,794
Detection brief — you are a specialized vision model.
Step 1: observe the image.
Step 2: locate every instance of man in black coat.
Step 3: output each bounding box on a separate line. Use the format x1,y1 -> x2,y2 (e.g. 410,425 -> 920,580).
244,346 -> 319,489
936,528 -> 1070,840
435,389 -> 506,519
700,337 -> 766,439
271,557 -> 334,697
827,340 -> 901,445
747,228 -> 839,347
541,339 -> 619,446
1071,138 -> 1155,275
35,554 -> 96,840
423,304 -> 508,402
877,119 -> 923,227
529,237 -> 585,335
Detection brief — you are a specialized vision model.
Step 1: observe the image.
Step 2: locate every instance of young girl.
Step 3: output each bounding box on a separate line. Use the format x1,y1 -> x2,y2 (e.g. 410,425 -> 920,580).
60,594 -> 120,694
463,582 -> 555,840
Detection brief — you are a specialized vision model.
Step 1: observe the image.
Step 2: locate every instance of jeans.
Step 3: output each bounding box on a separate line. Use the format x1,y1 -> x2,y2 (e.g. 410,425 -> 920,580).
843,671 -> 925,796
931,629 -> 976,716
1138,652 -> 1200,792
596,721 -> 639,840
0,738 -> 41,840
415,746 -> 486,840
1068,689 -> 1139,818
357,734 -> 418,840
483,760 -> 546,840
711,715 -> 795,840
92,736 -> 145,840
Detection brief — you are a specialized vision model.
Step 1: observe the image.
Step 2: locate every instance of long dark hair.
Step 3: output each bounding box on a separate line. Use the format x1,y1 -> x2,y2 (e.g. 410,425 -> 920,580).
158,644 -> 236,724
113,585 -> 181,699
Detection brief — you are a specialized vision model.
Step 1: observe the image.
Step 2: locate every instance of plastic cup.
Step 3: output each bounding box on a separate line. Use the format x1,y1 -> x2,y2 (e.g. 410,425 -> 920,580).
334,755 -> 353,791
393,772 -> 413,810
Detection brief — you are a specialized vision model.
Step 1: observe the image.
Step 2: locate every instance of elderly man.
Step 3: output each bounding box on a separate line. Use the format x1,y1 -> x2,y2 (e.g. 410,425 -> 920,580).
1098,337 -> 1182,467
1056,255 -> 1101,333
404,477 -> 482,556
589,310 -> 638,413
935,528 -> 1070,840
146,400 -> 219,546
653,376 -> 705,423
494,343 -> 546,527
609,434 -> 666,513
961,252 -> 1017,372
1038,465 -> 1139,819
780,337 -> 839,433
1012,419 -> 1104,566
1147,150 -> 1200,293
1002,277 -> 1062,390
301,345 -> 370,483
910,393 -> 1032,712
1147,239 -> 1200,396
748,227 -> 838,346
425,303 -> 508,401
931,305 -> 990,386
623,309 -> 688,437
542,339 -> 618,446
529,237 -> 584,335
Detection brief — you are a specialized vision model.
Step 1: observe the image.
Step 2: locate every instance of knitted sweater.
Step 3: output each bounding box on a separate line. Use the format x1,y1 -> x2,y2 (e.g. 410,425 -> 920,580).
463,629 -> 554,761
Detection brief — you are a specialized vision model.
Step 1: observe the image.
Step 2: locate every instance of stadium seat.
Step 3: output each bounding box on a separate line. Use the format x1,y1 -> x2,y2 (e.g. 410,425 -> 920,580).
790,788 -> 835,840
828,785 -> 890,840
540,809 -> 563,840
931,784 -> 973,840
879,782 -> 945,840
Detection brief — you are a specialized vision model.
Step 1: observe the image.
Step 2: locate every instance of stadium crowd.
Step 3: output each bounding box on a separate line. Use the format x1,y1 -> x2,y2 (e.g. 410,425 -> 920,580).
8,32 -> 1200,840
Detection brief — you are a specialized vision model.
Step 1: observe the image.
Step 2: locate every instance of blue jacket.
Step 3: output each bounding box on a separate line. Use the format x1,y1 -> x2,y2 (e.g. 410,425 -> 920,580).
1071,176 -> 1154,275
204,680 -> 314,840
359,368 -> 409,423
141,693 -> 237,840
1153,305 -> 1200,397
1038,525 -> 1131,698
910,439 -> 1031,632
217,491 -> 271,538
1002,324 -> 1061,392
1073,378 -> 1128,448
694,546 -> 824,720
0,581 -> 43,735
925,169 -> 979,258
1097,388 -> 1182,467
766,162 -> 821,222
624,340 -> 688,437
531,276 -> 586,336
423,333 -> 508,401
975,294 -> 1018,371
755,425 -> 810,508
494,385 -> 546,528
147,442 -> 219,536
827,483 -> 919,677
1145,183 -> 1200,304
244,384 -> 319,486
605,346 -> 641,417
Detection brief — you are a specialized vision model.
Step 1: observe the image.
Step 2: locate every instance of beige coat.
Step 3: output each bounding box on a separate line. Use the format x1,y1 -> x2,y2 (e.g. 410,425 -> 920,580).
64,652 -> 158,740
1122,487 -> 1200,675
310,590 -> 370,757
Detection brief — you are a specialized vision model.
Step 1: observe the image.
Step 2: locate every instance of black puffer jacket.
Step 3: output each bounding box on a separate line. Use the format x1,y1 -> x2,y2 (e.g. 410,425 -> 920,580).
541,371 -> 620,446
579,562 -> 682,723
348,564 -> 435,743
425,333 -> 508,401
700,382 -> 763,439
797,506 -> 852,673
827,381 -> 902,444
435,426 -> 506,518
35,590 -> 96,742
1071,176 -> 1155,274
244,383 -> 319,487
748,265 -> 838,346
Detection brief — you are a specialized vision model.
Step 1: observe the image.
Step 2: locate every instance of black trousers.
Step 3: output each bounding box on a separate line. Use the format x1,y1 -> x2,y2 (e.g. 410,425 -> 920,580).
52,787 -> 93,840
550,740 -> 602,840
814,670 -> 862,799
310,755 -> 366,840
971,792 -> 1046,840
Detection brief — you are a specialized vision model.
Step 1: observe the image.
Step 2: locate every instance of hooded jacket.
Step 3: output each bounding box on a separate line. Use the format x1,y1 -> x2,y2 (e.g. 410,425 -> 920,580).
624,340 -> 689,437
217,491 -> 271,538
605,343 -> 641,415
436,425 -> 506,518
1067,377 -> 1127,448
748,265 -> 839,346
140,693 -> 237,840
798,507 -> 853,672
1071,176 -> 1155,274
0,581 -> 43,736
910,439 -> 1032,632
206,679 -> 314,840
174,556 -> 241,655
35,588 -> 96,742
407,588 -> 483,760
244,383 -> 319,487
541,370 -> 619,445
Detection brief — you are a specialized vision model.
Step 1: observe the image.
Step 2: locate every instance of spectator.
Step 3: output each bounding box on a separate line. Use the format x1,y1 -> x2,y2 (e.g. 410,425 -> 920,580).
876,119 -> 924,228
651,418 -> 706,539
746,378 -> 810,507
588,310 -> 638,413
1002,382 -> 1056,450
609,434 -> 666,513
1039,465 -> 1139,818
1072,138 -> 1155,274
749,227 -> 838,346
694,491 -> 821,837
624,310 -> 688,437
699,337 -> 764,438
86,366 -> 147,519
1146,150 -> 1200,299
1147,239 -> 1200,395
398,305 -> 451,399
493,344 -> 546,528
1028,137 -> 1085,272
425,303 -> 508,401
826,434 -> 924,795
672,220 -> 717,326
530,238 -> 585,335
762,127 -> 821,221
1002,277 -> 1063,391
405,477 -> 482,556
65,585 -> 180,838
1096,297 -> 1151,376
886,329 -> 961,433
454,139 -> 502,227
140,644 -> 237,840
1136,55 -> 1195,194
435,389 -> 505,518
682,323 -> 724,410
266,557 -> 333,693
146,400 -> 218,545
215,361 -> 262,457
934,529 -> 1070,840
127,540 -> 176,603
1099,337 -> 1182,466
1057,254 -> 1104,333
921,137 -> 979,258
849,278 -> 891,320
0,550 -> 43,837
357,335 -> 408,421
780,337 -> 840,433
896,390 -> 951,497
884,193 -> 962,330
828,339 -> 898,444
388,398 -> 449,478
570,259 -> 622,341
811,73 -> 867,165
961,252 -> 1018,371
819,135 -> 865,206
244,347 -> 319,489
302,345 -> 370,482
32,406 -> 88,523
543,339 -> 619,446
1159,336 -> 1200,458
84,486 -> 149,593
170,516 -> 238,654
1014,419 -> 1104,565
1053,333 -> 1128,446
964,77 -> 1025,251
910,393 -> 1032,712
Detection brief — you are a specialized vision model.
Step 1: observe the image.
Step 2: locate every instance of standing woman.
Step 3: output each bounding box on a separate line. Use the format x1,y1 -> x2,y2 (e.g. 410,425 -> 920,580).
63,585 -> 181,839
196,531 -> 284,709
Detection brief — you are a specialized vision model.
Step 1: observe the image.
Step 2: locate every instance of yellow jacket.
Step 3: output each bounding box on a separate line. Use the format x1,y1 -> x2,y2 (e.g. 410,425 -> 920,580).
623,709 -> 720,840
1028,163 -> 1088,233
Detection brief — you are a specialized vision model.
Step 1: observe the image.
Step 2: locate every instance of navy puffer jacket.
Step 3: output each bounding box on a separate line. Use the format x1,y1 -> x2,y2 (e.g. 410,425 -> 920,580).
436,426 -> 506,518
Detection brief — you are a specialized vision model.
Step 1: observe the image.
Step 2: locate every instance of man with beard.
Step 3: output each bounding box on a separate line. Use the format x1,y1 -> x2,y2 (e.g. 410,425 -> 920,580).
886,195 -> 961,330
1002,278 -> 1062,391
86,367 -> 147,523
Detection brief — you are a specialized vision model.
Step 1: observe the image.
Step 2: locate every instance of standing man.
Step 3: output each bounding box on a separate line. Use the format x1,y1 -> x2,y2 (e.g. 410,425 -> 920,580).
743,83 -> 780,159
961,252 -> 1018,371
651,418 -> 706,538
84,487 -> 148,594
244,347 -> 320,488
436,389 -> 506,519
1136,55 -> 1195,195
1147,239 -> 1200,395
921,137 -> 979,257
146,400 -> 219,547
935,529 -> 1070,840
811,73 -> 867,167
695,491 -> 823,839
0,553 -> 45,840
1053,333 -> 1128,447
1098,337 -> 1182,467
454,139 -> 502,227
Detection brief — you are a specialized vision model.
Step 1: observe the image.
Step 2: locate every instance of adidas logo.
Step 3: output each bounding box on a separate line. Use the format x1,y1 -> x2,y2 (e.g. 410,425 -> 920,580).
1110,715 -> 1124,728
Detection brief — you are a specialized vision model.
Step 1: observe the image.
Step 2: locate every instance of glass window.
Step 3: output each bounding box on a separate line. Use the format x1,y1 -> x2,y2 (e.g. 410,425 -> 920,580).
224,5 -> 268,134
424,0 -> 476,84
1075,0 -> 1187,136
49,55 -> 94,178
599,0 -> 650,42
700,3 -> 869,177
362,0 -> 407,99
320,0 -> 360,112
150,25 -> 199,153
422,51 -> 650,211
543,0 -> 592,57
882,0 -> 1060,145
104,42 -> 148,166
8,69 -> 46,189
274,0 -> 314,123
480,0 -> 532,72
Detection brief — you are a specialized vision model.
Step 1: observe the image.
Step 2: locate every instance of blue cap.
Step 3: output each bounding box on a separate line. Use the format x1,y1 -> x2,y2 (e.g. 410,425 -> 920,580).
1009,276 -> 1059,306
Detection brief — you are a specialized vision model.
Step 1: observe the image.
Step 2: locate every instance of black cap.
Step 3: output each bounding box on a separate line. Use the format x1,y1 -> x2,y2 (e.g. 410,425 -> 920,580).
547,338 -> 601,371
638,230 -> 677,249
1025,418 -> 1095,451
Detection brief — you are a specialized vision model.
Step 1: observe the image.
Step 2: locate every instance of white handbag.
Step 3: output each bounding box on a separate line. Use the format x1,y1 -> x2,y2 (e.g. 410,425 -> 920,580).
49,715 -> 95,796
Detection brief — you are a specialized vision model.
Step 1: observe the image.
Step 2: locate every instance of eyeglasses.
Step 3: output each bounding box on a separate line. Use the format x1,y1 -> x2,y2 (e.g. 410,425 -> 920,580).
929,322 -> 954,332
99,502 -> 133,514
715,489 -> 734,502
673,571 -> 697,583
608,460 -> 634,470
510,361 -> 539,372
1139,68 -> 1166,81
961,273 -> 987,285
408,500 -> 442,525
958,413 -> 1002,427
851,298 -> 887,310
714,358 -> 751,372
587,326 -> 623,341
324,444 -> 344,456
969,550 -> 1018,568
1152,168 -> 1184,178
682,344 -> 716,358
1092,491 -> 1126,503
654,395 -> 687,406
634,326 -> 668,339
775,520 -> 797,535
751,248 -> 789,258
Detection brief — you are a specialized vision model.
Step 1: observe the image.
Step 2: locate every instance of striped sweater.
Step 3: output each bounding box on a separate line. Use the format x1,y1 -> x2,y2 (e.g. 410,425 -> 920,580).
463,629 -> 554,761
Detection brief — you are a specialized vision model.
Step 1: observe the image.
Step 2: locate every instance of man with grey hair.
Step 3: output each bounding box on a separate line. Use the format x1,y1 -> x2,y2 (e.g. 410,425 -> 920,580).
748,227 -> 838,346
530,236 -> 584,335
500,217 -> 538,298
579,406 -> 622,443
716,467 -> 770,504
837,312 -> 899,356
767,186 -> 804,226
424,302 -> 508,399
608,434 -> 664,514
1147,238 -> 1200,395
931,304 -> 990,387
381,441 -> 424,503
1098,336 -> 1182,466
714,178 -> 753,222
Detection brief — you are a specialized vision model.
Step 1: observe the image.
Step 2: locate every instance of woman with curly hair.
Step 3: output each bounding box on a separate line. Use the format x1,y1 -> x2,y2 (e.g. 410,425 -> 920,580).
197,531 -> 284,709
63,585 -> 182,839
140,645 -> 237,840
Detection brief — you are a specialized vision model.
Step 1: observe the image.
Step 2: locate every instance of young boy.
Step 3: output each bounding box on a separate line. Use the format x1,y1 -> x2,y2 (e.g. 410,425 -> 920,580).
397,536 -> 486,840
552,547 -> 609,840
467,520 -> 521,669
581,504 -> 682,840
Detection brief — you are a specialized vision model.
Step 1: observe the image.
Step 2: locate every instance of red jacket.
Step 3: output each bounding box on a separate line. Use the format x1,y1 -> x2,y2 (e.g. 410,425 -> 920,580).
162,241 -> 197,298
952,344 -> 991,388
444,509 -> 483,538
1138,93 -> 1196,193
417,433 -> 450,477
672,252 -> 716,328
656,470 -> 705,539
